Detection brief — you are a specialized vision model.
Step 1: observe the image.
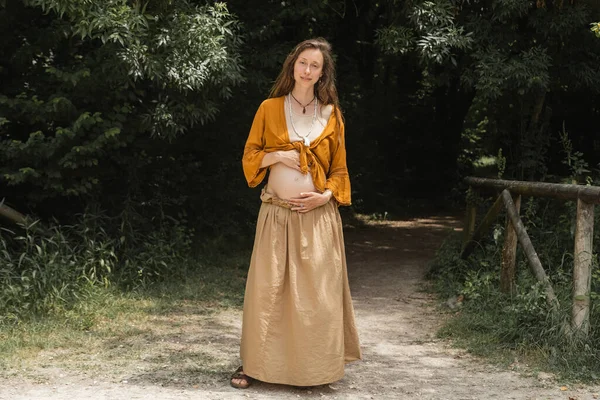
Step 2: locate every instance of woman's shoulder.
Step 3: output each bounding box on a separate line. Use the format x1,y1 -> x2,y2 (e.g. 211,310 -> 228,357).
258,96 -> 285,110
320,103 -> 334,120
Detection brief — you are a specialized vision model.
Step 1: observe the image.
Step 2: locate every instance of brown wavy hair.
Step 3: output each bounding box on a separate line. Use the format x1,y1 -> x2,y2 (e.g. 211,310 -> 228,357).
269,37 -> 343,125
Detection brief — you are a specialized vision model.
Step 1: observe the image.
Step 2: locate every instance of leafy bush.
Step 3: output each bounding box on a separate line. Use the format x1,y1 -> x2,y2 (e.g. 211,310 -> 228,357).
118,217 -> 194,286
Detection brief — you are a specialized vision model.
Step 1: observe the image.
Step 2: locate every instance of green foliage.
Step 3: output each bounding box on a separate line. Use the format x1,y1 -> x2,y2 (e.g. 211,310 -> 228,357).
376,25 -> 415,56
428,232 -> 479,295
22,0 -> 243,92
376,0 -> 600,185
411,1 -> 473,65
367,0 -> 597,202
376,0 -> 473,65
0,0 -> 242,203
465,46 -> 551,100
491,0 -> 532,22
592,22 -> 600,38
496,149 -> 506,179
559,124 -> 592,184
115,208 -> 194,286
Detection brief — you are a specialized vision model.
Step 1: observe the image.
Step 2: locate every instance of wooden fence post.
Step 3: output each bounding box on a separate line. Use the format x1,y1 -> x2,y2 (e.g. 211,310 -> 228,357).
572,198 -> 595,336
461,194 -> 504,259
463,190 -> 477,248
501,190 -> 559,310
501,193 -> 521,294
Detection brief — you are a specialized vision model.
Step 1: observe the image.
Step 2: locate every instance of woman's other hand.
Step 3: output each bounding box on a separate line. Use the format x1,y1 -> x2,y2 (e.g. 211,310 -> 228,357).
260,150 -> 301,170
290,190 -> 332,213
276,150 -> 301,171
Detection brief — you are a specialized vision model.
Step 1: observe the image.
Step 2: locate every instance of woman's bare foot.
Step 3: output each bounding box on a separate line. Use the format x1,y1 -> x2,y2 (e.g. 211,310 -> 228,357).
230,366 -> 252,389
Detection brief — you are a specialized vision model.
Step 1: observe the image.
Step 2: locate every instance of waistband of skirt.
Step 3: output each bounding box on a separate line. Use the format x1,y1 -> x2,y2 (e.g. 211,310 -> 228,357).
260,186 -> 294,209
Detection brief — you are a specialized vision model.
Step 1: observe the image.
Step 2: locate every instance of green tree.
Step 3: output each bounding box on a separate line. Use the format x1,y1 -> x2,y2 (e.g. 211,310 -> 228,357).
376,0 -> 600,183
0,0 -> 242,209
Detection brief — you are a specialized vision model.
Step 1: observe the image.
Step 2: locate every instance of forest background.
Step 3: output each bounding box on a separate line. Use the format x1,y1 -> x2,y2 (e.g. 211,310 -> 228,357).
1,0 -> 600,380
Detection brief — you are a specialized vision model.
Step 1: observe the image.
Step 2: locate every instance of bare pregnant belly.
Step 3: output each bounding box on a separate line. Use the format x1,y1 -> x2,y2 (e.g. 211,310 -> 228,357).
268,163 -> 316,200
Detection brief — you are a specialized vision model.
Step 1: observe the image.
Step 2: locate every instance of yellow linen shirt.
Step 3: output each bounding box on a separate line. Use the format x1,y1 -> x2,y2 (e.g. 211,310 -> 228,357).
242,96 -> 351,206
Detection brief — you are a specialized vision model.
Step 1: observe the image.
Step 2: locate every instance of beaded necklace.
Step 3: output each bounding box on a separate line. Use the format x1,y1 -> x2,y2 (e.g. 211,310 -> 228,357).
287,94 -> 318,147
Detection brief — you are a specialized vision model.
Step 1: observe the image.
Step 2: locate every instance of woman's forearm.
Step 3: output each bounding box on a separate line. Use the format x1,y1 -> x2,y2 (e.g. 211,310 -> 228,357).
260,151 -> 280,168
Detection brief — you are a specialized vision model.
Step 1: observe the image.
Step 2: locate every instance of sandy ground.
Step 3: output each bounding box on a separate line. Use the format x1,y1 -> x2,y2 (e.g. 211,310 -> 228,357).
1,215 -> 600,400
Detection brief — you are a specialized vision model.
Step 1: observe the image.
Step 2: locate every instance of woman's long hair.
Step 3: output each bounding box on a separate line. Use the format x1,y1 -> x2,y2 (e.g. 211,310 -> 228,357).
269,38 -> 343,125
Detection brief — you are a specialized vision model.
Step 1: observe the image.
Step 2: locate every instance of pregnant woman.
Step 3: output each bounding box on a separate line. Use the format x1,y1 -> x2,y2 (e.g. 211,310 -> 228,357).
232,38 -> 361,389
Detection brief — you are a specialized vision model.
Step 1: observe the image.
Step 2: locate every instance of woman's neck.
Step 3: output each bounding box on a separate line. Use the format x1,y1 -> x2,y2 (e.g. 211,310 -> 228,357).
290,86 -> 314,105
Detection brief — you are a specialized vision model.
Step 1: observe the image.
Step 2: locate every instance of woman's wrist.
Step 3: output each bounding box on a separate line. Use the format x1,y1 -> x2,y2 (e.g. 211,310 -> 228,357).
272,151 -> 281,163
323,189 -> 333,201
262,151 -> 281,168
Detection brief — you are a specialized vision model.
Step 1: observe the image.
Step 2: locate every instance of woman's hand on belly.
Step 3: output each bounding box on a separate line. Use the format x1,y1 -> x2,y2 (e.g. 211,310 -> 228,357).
275,150 -> 301,171
260,149 -> 301,170
289,190 -> 333,213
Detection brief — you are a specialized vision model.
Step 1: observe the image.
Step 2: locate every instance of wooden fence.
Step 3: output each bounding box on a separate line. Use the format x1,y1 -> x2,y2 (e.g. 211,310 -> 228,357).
461,177 -> 599,337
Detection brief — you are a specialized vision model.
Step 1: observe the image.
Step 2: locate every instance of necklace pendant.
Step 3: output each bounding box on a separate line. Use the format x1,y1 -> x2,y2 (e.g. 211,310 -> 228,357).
303,137 -> 310,147
302,107 -> 306,114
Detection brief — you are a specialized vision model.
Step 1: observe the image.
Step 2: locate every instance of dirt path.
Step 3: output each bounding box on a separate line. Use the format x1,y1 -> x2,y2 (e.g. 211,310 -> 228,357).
1,215 -> 599,399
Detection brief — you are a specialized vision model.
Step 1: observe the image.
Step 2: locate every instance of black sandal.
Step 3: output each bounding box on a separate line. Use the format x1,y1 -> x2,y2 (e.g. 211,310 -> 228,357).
230,366 -> 253,389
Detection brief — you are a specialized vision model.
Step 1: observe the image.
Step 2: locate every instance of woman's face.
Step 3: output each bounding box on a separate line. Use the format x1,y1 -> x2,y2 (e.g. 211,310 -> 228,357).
293,48 -> 324,89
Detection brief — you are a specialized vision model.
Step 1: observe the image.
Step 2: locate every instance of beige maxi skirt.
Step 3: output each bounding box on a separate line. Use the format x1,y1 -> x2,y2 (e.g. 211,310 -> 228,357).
240,188 -> 361,386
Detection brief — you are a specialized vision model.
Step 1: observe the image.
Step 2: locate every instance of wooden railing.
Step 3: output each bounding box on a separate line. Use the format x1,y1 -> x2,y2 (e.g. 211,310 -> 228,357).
462,177 -> 599,337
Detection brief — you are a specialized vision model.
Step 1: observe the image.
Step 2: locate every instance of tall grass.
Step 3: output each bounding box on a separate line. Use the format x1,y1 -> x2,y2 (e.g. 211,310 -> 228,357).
0,211 -> 249,323
0,217 -> 115,323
